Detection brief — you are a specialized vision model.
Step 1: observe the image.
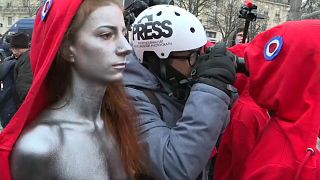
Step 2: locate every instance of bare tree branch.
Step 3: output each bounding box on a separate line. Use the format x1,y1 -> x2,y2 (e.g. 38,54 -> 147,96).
301,0 -> 310,9
301,10 -> 320,19
175,0 -> 212,17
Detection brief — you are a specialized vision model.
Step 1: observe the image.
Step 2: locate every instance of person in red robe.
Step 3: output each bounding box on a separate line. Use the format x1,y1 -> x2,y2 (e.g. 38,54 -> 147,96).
214,43 -> 270,180
241,19 -> 320,180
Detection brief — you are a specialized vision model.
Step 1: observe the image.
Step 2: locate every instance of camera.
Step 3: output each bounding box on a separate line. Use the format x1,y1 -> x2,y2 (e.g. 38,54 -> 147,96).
239,1 -> 258,22
224,50 -> 249,76
234,56 -> 249,76
123,0 -> 174,30
124,0 -> 149,30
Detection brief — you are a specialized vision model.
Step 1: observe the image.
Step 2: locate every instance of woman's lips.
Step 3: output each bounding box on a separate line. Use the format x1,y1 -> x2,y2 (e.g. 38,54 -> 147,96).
112,62 -> 127,70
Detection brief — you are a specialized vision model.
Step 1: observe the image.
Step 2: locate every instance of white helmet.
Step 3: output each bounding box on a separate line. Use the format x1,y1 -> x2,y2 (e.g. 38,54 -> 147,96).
131,5 -> 207,61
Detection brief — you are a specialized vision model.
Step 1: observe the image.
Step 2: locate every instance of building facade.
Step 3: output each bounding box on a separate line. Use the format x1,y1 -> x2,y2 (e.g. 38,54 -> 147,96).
0,0 -> 40,34
197,0 -> 290,42
256,0 -> 290,29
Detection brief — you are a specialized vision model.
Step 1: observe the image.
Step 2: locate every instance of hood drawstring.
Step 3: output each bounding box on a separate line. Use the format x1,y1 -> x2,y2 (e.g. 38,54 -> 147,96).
295,148 -> 315,180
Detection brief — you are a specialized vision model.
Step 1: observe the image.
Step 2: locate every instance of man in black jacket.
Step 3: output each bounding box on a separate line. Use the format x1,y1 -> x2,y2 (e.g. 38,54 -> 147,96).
0,56 -> 16,128
10,32 -> 33,108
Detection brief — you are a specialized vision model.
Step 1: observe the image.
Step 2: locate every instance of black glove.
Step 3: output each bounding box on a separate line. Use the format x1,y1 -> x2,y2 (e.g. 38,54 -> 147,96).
192,42 -> 237,97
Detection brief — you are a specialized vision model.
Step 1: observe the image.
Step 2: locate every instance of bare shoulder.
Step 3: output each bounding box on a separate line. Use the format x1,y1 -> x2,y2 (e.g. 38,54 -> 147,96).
12,121 -> 59,157
11,111 -> 61,178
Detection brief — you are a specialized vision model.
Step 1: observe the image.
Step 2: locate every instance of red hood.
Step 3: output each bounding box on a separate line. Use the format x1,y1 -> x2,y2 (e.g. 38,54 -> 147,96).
228,43 -> 248,58
245,20 -> 320,123
0,0 -> 83,179
228,44 -> 249,95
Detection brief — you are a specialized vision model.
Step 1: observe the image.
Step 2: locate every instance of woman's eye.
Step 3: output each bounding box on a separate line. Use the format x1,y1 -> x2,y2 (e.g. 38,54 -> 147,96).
100,33 -> 113,40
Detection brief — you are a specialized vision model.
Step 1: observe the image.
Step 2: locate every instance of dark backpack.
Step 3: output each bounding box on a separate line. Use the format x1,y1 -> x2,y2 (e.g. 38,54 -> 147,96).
126,85 -> 163,119
0,59 -> 18,128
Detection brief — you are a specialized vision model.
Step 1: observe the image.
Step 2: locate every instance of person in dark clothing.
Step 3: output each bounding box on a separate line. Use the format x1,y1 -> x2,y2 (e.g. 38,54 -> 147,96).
0,36 -> 13,63
226,26 -> 249,47
0,33 -> 31,128
0,55 -> 17,128
10,32 -> 33,107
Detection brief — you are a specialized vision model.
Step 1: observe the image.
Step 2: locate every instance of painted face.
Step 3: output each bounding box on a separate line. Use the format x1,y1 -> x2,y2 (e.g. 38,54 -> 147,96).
70,4 -> 132,84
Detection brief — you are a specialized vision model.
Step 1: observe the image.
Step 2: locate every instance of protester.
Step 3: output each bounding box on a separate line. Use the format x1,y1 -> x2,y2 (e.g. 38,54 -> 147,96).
0,0 -> 145,179
0,36 -> 13,63
11,32 -> 33,108
124,5 -> 237,179
234,28 -> 245,45
0,55 -> 17,128
0,33 -> 32,128
241,19 -> 320,179
213,42 -> 270,179
227,26 -> 249,47
214,75 -> 270,180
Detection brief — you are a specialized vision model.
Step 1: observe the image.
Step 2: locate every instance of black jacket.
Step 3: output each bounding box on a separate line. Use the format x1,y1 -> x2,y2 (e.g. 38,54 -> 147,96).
0,58 -> 18,127
14,50 -> 33,107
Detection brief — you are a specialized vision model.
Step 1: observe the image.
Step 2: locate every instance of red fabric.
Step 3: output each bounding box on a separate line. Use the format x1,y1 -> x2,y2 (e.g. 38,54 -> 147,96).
233,74 -> 247,95
0,1 -> 83,179
210,147 -> 217,159
241,20 -> 320,179
228,43 -> 248,58
214,78 -> 270,180
200,41 -> 216,54
205,41 -> 215,49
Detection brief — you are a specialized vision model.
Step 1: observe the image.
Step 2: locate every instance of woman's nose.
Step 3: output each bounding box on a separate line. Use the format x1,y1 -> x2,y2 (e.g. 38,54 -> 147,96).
116,37 -> 132,56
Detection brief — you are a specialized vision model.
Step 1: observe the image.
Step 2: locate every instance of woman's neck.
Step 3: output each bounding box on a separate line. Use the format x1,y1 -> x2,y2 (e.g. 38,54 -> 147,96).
58,69 -> 107,122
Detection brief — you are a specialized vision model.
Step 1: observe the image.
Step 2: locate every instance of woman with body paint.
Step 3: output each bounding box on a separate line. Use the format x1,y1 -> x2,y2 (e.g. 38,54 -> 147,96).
0,0 -> 145,179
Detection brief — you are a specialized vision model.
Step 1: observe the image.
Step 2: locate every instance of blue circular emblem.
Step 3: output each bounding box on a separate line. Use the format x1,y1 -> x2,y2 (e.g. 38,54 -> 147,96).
41,0 -> 54,21
264,36 -> 283,61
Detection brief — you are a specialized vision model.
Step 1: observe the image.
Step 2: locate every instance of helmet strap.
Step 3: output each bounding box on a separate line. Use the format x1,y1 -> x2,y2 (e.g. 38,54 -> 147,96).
164,63 -> 191,101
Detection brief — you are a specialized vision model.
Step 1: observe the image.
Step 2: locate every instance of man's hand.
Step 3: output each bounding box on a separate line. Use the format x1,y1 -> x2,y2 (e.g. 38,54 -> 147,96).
192,43 -> 237,97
